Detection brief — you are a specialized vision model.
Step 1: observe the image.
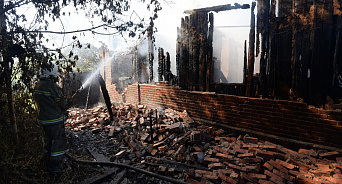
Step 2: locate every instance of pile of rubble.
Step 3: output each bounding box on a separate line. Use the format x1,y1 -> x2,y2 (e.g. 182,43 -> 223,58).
65,104 -> 342,184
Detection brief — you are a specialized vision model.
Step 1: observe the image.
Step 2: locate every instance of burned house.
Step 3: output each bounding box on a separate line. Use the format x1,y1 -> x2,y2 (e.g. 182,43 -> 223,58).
64,1 -> 342,183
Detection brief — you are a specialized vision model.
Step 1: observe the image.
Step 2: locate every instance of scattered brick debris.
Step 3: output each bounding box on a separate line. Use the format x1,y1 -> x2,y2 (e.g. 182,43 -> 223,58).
65,104 -> 342,184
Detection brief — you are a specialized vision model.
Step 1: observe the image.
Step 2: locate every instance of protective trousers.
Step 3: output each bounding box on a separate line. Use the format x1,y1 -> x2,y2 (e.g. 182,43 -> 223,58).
42,121 -> 66,171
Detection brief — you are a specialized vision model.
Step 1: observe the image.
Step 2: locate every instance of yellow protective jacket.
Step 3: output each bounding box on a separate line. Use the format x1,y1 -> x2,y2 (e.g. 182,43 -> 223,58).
34,78 -> 66,125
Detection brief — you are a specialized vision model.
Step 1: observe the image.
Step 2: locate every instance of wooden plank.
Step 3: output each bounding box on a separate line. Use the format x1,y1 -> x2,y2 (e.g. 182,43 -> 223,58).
205,12 -> 214,92
246,2 -> 256,97
109,169 -> 127,184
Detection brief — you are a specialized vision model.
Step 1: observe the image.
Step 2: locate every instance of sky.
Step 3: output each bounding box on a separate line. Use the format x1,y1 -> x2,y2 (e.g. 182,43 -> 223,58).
16,0 -> 256,83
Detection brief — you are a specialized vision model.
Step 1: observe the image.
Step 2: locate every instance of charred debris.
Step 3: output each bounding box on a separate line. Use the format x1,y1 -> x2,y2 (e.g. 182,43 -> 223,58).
62,1 -> 342,183
65,104 -> 342,184
169,1 -> 342,108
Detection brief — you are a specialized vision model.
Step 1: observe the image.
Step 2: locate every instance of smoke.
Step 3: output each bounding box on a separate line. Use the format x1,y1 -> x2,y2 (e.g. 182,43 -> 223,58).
16,0 -> 255,84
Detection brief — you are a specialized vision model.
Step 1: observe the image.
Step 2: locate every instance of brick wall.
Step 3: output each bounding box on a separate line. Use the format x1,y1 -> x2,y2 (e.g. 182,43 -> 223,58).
123,82 -> 342,149
106,82 -> 124,103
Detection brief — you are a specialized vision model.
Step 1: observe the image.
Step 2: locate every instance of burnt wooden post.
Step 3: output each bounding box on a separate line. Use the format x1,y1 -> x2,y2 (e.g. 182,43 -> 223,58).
189,13 -> 197,90
267,0 -> 277,97
179,17 -> 190,89
158,47 -> 165,82
243,40 -> 247,85
148,25 -> 154,83
332,15 -> 342,101
164,52 -> 171,81
257,0 -> 270,98
98,74 -> 114,121
206,13 -> 214,92
246,2 -> 256,97
149,110 -> 153,143
199,12 -> 208,92
176,27 -> 181,85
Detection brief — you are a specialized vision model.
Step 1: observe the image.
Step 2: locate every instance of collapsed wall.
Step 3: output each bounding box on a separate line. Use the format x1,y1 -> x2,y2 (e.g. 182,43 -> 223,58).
117,82 -> 342,150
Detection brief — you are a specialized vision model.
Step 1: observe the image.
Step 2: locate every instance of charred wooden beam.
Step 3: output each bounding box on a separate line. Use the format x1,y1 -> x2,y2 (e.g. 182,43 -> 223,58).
199,12 -> 208,92
164,52 -> 171,82
148,25 -> 154,83
176,27 -> 181,85
158,47 -> 165,82
246,2 -> 256,97
184,3 -> 250,14
97,74 -> 114,121
205,13 -> 214,92
243,40 -> 247,85
258,0 -> 270,98
267,0 -> 277,98
189,13 -> 199,91
65,153 -> 189,184
179,17 -> 190,89
332,16 -> 342,102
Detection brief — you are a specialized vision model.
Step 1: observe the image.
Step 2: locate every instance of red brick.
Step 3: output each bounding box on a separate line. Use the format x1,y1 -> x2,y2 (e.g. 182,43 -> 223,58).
298,148 -> 317,157
204,157 -> 219,163
224,162 -> 247,172
176,145 -> 186,154
216,152 -> 233,159
241,157 -> 262,164
276,159 -> 295,170
244,137 -> 258,144
258,180 -> 273,184
319,151 -> 340,159
240,172 -> 257,183
277,146 -> 298,157
203,173 -> 218,180
237,153 -> 255,158
243,144 -> 259,148
264,170 -> 284,184
208,162 -> 224,169
259,144 -> 277,150
273,169 -> 295,181
288,170 -> 301,176
315,163 -> 330,170
256,150 -> 278,161
263,162 -> 274,171
219,173 -> 238,184
269,159 -> 289,174
248,173 -> 267,179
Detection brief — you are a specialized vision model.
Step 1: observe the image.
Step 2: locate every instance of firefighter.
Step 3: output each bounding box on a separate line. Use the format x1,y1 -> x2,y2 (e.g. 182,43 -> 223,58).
34,62 -> 67,173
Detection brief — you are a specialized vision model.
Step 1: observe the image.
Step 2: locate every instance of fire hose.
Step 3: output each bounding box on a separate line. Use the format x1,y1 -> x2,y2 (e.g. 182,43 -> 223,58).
64,153 -> 189,184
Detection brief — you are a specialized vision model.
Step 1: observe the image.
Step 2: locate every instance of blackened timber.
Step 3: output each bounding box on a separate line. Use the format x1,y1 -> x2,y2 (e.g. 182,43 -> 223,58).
97,74 -> 114,121
332,16 -> 342,101
184,3 -> 250,14
148,25 -> 154,83
176,27 -> 181,85
165,52 -> 171,81
192,13 -> 200,91
246,2 -> 256,97
267,0 -> 277,98
258,0 -> 270,98
158,48 -> 164,82
179,18 -> 186,89
206,13 -> 214,92
189,13 -> 196,90
180,17 -> 190,90
243,40 -> 247,85
199,12 -> 208,92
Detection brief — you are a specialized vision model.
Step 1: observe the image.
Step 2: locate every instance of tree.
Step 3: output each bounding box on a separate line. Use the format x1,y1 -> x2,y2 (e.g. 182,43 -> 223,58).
0,0 -> 162,143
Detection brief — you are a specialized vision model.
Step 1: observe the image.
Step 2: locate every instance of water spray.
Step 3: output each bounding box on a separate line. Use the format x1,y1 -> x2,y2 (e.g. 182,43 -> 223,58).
71,87 -> 83,98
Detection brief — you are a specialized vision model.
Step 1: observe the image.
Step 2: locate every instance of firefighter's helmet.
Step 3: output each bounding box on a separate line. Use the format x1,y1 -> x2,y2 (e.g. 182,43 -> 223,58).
40,63 -> 58,78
